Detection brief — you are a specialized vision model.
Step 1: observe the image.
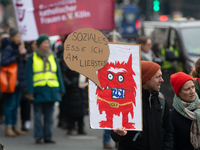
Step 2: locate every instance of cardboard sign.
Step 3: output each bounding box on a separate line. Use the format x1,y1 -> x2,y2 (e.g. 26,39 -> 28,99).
63,28 -> 110,88
12,0 -> 115,41
89,43 -> 142,130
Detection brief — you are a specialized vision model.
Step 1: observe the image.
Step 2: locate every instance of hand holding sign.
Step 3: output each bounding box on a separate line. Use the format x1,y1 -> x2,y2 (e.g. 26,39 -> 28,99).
63,28 -> 110,89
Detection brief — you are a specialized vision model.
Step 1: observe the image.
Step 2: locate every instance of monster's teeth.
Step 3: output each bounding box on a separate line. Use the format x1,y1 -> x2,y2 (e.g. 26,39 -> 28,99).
106,85 -> 109,89
102,87 -> 104,90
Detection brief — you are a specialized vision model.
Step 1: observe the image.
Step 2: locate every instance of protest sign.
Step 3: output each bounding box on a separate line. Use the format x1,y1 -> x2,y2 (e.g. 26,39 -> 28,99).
63,28 -> 110,88
89,43 -> 142,130
12,0 -> 115,41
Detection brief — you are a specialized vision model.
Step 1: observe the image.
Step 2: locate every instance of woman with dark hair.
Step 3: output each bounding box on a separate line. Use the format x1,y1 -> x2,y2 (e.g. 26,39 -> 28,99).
136,36 -> 155,61
1,28 -> 26,137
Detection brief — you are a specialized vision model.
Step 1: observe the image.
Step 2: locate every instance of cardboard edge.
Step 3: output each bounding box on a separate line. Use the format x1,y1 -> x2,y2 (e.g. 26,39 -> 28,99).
88,80 -> 92,129
108,42 -> 139,46
63,28 -> 110,90
139,44 -> 143,131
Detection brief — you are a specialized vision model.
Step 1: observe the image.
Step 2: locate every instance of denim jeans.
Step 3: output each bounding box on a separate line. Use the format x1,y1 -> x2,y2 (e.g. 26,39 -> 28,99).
4,90 -> 21,125
103,130 -> 111,144
33,102 -> 54,140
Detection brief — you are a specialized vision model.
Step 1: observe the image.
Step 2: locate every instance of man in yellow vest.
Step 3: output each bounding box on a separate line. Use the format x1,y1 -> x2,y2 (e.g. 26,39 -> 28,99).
161,39 -> 183,72
26,35 -> 65,144
169,41 -> 183,72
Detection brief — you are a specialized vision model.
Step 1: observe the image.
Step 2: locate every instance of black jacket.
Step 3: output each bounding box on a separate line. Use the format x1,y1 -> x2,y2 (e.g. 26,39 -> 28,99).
170,109 -> 195,150
1,38 -> 26,90
59,54 -> 88,117
111,88 -> 173,150
64,68 -> 88,117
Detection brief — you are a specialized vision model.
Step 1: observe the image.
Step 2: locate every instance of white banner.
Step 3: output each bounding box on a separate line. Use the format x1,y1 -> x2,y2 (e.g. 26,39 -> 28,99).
13,0 -> 39,41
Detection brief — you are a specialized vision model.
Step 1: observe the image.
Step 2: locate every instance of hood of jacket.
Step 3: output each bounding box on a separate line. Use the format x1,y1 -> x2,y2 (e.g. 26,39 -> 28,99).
142,88 -> 159,99
142,88 -> 159,107
1,38 -> 19,53
1,38 -> 10,50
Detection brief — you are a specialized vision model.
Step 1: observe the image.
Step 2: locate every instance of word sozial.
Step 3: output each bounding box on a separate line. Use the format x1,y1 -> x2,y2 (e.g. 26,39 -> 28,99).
72,32 -> 107,45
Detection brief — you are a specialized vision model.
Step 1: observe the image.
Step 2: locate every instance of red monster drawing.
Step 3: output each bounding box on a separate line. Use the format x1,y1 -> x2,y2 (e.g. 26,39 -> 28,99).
96,54 -> 137,129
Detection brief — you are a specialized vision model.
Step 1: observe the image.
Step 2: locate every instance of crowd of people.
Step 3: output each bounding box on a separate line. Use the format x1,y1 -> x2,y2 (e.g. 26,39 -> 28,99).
0,26 -> 200,150
112,61 -> 200,150
111,35 -> 200,150
0,27 -> 88,144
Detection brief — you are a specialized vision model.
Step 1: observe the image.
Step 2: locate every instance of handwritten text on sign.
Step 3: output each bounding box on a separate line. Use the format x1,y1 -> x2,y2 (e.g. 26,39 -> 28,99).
63,28 -> 110,88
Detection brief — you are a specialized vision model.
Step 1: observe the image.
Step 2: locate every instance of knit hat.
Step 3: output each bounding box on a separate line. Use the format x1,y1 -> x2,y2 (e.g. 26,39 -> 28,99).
9,27 -> 19,37
141,61 -> 161,85
36,34 -> 49,46
170,72 -> 194,95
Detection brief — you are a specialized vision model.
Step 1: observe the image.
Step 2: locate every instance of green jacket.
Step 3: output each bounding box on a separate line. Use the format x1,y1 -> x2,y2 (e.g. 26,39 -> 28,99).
26,54 -> 65,103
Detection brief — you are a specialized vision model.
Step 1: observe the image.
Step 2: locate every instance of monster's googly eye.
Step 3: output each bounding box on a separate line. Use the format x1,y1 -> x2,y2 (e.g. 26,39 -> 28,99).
118,75 -> 124,83
107,73 -> 114,81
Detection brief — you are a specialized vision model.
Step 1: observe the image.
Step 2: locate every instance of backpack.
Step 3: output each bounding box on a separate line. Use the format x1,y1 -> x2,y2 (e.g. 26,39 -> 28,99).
0,62 -> 17,93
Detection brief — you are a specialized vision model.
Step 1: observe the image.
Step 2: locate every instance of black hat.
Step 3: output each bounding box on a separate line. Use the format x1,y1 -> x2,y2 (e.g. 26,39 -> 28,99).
9,27 -> 19,37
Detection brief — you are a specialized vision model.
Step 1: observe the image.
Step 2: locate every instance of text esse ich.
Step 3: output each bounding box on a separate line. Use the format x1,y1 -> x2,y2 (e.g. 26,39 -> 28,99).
65,44 -> 104,54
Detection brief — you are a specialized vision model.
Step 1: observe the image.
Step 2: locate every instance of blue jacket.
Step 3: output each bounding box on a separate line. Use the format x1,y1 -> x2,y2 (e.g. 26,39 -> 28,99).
26,54 -> 65,103
1,38 -> 26,90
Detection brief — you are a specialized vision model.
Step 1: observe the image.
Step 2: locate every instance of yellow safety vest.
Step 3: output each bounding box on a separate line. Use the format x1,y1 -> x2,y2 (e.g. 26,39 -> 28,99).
169,45 -> 179,57
161,47 -> 173,69
169,46 -> 183,72
33,52 -> 59,87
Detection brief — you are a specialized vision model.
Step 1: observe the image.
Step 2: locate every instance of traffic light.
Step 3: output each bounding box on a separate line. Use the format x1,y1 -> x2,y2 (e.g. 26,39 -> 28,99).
153,0 -> 160,11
